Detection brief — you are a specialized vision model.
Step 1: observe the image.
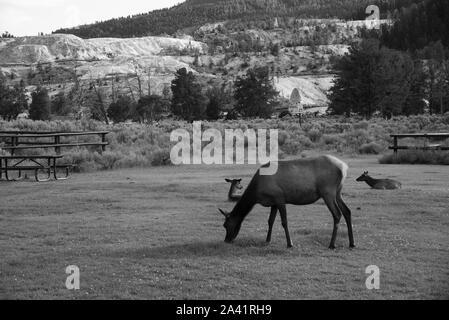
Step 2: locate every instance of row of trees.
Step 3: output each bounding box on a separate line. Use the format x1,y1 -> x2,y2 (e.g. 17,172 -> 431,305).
0,66 -> 280,123
53,0 -> 422,39
0,81 -> 27,121
329,0 -> 449,118
0,82 -> 54,121
105,66 -> 279,123
380,0 -> 449,51
329,39 -> 449,118
1,31 -> 14,38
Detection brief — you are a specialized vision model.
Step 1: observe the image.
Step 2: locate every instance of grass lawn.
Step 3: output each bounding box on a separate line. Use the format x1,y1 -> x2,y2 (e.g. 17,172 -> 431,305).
0,156 -> 448,299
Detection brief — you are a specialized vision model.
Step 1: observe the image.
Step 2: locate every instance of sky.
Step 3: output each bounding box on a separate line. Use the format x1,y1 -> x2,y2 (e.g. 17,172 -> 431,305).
0,0 -> 183,37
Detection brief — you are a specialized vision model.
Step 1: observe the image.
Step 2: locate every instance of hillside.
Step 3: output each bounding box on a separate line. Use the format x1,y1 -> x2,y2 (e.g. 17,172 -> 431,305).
0,31 -> 350,111
53,0 -> 421,39
0,34 -> 206,65
1,0 -> 424,116
0,35 -> 208,104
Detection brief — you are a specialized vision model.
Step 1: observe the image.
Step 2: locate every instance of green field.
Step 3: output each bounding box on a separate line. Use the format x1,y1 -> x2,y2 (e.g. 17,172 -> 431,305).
0,156 -> 448,299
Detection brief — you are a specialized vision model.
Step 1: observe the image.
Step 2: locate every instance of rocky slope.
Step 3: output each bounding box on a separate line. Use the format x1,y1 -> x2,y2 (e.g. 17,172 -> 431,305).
0,17 -> 388,111
0,34 -> 209,99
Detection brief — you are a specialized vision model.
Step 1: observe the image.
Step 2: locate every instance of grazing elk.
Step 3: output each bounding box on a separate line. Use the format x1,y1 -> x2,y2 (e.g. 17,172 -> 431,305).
218,155 -> 354,249
225,178 -> 243,202
356,171 -> 402,190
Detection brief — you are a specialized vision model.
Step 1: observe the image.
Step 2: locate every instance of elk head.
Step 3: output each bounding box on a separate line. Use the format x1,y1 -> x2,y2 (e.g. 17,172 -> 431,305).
219,208 -> 241,243
225,178 -> 243,190
356,171 -> 369,182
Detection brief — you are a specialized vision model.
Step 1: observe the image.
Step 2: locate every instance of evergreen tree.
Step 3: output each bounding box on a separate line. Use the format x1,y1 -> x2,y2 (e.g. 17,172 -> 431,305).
374,47 -> 415,118
329,39 -> 418,118
0,81 -> 27,120
402,60 -> 427,115
29,87 -> 50,120
136,94 -> 168,123
51,91 -> 69,116
381,0 -> 449,51
234,66 -> 279,118
418,41 -> 448,115
107,95 -> 132,123
170,68 -> 207,121
328,39 -> 382,118
205,85 -> 231,120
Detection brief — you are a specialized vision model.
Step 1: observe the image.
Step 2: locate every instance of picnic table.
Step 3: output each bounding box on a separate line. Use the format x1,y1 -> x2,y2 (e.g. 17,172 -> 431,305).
0,130 -> 109,182
0,131 -> 109,155
390,133 -> 449,155
0,155 -> 71,182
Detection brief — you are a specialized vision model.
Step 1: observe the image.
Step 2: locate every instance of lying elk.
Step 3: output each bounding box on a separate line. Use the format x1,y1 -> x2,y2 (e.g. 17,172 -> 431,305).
225,178 -> 243,202
356,171 -> 401,190
219,155 -> 354,249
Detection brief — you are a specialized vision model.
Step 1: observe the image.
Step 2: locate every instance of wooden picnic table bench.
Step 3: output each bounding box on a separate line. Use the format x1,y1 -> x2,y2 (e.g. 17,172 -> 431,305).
0,155 -> 72,182
0,131 -> 109,155
0,130 -> 109,182
390,133 -> 449,155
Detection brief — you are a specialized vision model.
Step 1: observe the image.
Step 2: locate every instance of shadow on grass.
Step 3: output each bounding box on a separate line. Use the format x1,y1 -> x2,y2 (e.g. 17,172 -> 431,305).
110,228 -> 342,260
111,237 -> 298,260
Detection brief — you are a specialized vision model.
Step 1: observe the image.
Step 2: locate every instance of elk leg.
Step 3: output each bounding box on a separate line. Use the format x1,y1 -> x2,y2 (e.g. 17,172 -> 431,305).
323,195 -> 342,250
337,192 -> 355,248
266,206 -> 277,243
278,204 -> 293,248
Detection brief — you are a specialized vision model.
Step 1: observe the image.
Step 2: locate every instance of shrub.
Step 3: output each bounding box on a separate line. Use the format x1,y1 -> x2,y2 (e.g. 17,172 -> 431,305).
1,115 -> 448,172
151,149 -> 171,166
307,129 -> 322,143
353,121 -> 369,130
322,134 -> 343,145
359,142 -> 384,154
443,112 -> 449,125
278,131 -> 290,146
379,151 -> 449,165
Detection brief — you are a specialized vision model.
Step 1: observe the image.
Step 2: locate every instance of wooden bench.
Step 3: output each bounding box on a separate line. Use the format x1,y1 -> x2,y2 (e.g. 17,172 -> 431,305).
0,131 -> 109,155
0,130 -> 109,182
0,155 -> 72,182
390,133 -> 449,155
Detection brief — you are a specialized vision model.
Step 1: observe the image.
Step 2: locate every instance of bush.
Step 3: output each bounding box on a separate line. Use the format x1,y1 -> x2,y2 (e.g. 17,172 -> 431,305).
1,114 -> 448,172
379,151 -> 449,165
151,149 -> 172,166
359,142 -> 384,154
322,134 -> 343,145
307,129 -> 322,143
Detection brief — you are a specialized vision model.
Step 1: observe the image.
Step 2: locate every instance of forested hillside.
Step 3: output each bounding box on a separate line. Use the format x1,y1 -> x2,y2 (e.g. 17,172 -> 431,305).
380,0 -> 449,51
329,0 -> 449,118
53,0 -> 421,39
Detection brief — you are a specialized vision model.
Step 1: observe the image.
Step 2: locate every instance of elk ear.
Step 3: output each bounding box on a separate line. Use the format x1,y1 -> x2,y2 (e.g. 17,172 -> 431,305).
237,179 -> 242,182
225,179 -> 231,183
218,208 -> 229,217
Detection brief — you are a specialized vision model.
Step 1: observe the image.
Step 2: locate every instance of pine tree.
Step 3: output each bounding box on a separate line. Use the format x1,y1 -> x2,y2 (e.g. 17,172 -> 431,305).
136,94 -> 168,123
402,60 -> 427,115
205,85 -> 232,120
328,39 -> 416,118
328,39 -> 382,118
107,95 -> 132,123
0,81 -> 27,120
234,66 -> 279,118
29,87 -> 50,120
170,68 -> 207,121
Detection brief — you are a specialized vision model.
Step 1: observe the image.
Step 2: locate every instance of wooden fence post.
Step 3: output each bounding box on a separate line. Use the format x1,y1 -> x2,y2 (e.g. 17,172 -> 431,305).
55,135 -> 61,155
101,133 -> 107,153
393,136 -> 398,158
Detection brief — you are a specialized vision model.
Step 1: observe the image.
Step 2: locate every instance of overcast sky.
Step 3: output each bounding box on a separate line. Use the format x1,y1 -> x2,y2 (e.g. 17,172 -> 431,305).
0,0 -> 183,36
